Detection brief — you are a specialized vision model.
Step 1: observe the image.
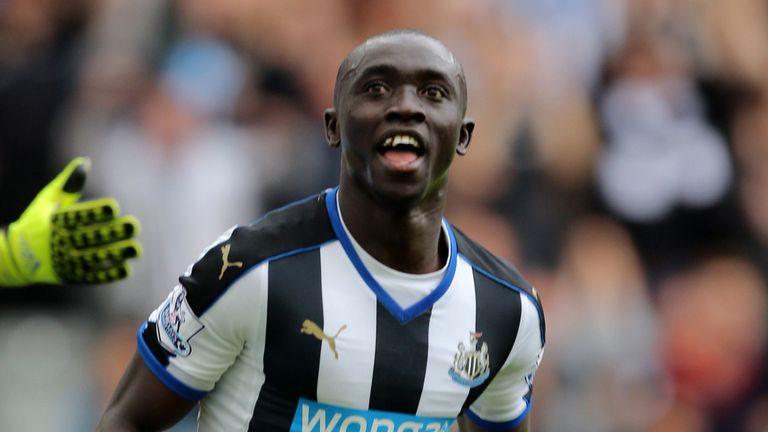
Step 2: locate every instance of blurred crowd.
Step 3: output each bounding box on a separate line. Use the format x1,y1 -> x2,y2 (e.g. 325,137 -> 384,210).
1,0 -> 768,430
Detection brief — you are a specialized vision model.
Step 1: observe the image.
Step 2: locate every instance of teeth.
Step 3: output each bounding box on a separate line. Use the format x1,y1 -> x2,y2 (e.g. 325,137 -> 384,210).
383,134 -> 419,148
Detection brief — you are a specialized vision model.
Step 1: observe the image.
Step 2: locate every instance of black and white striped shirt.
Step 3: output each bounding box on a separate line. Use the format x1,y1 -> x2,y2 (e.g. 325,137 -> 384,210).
139,187 -> 545,431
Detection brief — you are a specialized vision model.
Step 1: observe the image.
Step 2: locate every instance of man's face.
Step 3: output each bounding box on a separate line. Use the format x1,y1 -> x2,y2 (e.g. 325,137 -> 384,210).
327,34 -> 473,206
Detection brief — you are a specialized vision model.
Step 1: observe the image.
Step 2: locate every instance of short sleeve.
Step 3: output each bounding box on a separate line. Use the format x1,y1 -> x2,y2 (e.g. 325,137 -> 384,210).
467,295 -> 545,429
137,227 -> 262,400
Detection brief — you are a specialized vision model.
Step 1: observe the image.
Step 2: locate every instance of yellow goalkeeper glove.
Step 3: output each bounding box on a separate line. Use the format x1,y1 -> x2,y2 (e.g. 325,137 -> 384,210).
0,157 -> 142,286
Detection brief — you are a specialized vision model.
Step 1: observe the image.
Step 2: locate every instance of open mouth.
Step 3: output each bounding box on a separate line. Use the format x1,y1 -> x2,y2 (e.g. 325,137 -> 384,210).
377,134 -> 425,167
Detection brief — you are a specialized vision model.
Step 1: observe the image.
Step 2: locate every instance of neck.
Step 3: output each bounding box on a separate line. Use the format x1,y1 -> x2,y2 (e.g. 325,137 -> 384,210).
337,184 -> 448,274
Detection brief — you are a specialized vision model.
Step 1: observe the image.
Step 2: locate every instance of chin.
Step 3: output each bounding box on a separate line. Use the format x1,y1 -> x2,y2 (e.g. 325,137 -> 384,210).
371,180 -> 442,210
367,181 -> 423,205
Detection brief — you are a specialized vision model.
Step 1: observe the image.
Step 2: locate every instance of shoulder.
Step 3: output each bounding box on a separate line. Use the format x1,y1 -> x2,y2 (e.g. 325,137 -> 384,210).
181,190 -> 336,315
235,190 -> 335,257
452,225 -> 534,298
451,226 -> 546,347
452,225 -> 545,341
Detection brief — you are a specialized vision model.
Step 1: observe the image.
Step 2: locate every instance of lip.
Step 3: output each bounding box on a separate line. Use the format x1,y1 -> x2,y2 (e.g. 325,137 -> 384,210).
376,151 -> 424,172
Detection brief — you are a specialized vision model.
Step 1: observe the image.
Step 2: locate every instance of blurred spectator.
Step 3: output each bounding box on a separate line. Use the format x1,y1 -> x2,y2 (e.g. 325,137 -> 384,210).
0,0 -> 93,222
0,311 -> 96,431
0,0 -> 98,309
733,95 -> 768,251
226,0 -> 356,113
500,0 -> 626,91
683,0 -> 768,89
654,255 -> 768,431
77,37 -> 263,319
445,202 -> 521,265
535,215 -> 668,432
597,34 -> 731,223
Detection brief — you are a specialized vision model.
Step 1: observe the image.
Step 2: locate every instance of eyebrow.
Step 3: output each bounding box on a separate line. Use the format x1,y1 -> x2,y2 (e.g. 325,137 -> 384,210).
355,63 -> 457,92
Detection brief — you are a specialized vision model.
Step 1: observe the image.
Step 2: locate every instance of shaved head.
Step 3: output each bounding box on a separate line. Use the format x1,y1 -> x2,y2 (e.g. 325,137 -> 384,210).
333,29 -> 468,113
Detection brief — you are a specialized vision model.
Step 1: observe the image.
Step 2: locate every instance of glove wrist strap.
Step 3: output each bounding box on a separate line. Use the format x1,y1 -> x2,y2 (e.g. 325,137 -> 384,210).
0,227 -> 29,287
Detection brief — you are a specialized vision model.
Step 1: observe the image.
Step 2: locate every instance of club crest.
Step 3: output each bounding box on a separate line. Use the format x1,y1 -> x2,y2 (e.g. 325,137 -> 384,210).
448,331 -> 490,387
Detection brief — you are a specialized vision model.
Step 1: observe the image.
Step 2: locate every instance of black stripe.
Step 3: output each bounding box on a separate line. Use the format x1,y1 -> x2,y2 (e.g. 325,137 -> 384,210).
368,302 -> 430,413
462,270 -> 522,412
142,322 -> 171,366
181,191 -> 334,317
250,249 -> 324,431
453,226 -> 544,347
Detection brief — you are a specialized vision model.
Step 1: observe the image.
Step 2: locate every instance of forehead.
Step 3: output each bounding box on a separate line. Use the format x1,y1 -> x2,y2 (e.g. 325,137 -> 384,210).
345,35 -> 461,86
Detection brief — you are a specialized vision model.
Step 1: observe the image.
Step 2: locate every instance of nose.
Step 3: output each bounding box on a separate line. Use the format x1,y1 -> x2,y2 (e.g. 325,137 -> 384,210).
385,86 -> 425,123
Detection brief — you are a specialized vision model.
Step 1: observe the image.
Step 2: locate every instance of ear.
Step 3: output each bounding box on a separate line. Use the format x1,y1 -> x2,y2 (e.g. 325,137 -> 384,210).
324,109 -> 341,148
456,118 -> 475,156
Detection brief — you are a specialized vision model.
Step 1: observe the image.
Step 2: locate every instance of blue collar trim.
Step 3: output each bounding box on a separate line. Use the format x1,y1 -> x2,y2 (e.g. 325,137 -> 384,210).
324,187 -> 457,324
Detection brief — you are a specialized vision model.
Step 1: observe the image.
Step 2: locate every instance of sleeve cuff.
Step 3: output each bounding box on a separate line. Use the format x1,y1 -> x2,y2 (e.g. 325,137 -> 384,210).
466,401 -> 531,431
136,323 -> 208,401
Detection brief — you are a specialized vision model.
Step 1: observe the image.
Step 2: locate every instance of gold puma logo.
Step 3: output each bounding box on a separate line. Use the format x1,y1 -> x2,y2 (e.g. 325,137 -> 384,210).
218,244 -> 243,280
300,319 -> 347,359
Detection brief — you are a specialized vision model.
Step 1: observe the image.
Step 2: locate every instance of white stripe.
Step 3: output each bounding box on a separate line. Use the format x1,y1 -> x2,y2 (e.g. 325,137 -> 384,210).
468,294 -> 542,423
416,259 -> 475,417
197,264 -> 269,431
316,242 -> 378,409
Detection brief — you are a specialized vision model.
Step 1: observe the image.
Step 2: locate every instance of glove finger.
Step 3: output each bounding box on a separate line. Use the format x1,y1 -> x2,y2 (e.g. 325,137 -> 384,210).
95,262 -> 133,284
53,197 -> 120,229
53,239 -> 140,281
70,238 -> 142,265
47,157 -> 91,207
58,260 -> 132,285
18,158 -> 91,222
59,216 -> 140,249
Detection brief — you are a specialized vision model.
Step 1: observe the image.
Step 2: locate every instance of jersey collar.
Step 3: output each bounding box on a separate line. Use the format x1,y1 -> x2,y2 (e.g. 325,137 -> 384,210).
324,186 -> 458,324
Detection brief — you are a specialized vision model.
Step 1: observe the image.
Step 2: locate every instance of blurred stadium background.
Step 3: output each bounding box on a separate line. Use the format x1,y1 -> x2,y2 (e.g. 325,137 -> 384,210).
1,0 -> 768,430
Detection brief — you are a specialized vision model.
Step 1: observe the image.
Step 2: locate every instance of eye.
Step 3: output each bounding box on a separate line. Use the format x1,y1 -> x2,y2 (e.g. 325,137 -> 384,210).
365,81 -> 389,95
422,84 -> 448,101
